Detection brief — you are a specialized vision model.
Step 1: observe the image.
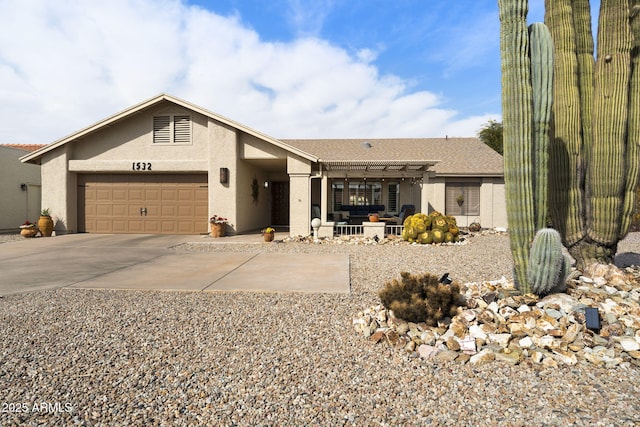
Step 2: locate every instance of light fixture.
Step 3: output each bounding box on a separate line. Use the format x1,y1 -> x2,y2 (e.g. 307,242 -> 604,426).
264,181 -> 269,188
219,168 -> 229,184
20,183 -> 27,191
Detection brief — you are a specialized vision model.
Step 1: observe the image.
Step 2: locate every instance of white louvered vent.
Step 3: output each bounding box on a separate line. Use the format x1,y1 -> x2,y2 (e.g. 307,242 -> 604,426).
173,115 -> 191,144
153,116 -> 171,144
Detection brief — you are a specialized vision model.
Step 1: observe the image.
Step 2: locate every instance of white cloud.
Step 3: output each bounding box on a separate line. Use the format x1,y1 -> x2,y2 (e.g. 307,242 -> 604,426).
0,0 -> 498,145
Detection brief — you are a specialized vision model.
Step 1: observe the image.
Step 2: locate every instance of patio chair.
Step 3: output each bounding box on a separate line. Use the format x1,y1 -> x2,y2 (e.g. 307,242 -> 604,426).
388,204 -> 415,224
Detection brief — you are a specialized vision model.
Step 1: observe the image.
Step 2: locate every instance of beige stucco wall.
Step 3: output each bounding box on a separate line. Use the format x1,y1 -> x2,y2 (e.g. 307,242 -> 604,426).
41,145 -> 75,233
288,154 -> 312,236
0,146 -> 41,231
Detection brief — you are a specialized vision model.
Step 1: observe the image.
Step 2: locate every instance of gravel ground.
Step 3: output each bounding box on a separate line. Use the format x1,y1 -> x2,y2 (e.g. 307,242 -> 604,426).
1,232 -> 640,426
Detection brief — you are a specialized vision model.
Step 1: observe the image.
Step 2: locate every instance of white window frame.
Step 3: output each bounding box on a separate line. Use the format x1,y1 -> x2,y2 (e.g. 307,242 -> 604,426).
387,182 -> 400,214
445,182 -> 480,216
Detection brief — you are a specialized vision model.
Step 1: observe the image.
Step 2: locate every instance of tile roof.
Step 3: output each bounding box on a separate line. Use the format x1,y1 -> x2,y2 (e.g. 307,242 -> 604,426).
1,144 -> 47,152
282,138 -> 504,176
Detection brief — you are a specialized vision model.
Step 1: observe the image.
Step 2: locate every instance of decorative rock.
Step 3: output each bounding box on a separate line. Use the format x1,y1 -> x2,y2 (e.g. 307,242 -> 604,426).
487,333 -> 511,348
418,344 -> 440,360
446,337 -> 461,351
616,336 -> 640,352
458,336 -> 477,355
495,350 -> 522,365
435,350 -> 460,362
531,350 -> 544,364
519,336 -> 534,349
353,262 -> 640,369
552,349 -> 577,365
370,330 -> 385,343
470,349 -> 495,365
420,330 -> 436,346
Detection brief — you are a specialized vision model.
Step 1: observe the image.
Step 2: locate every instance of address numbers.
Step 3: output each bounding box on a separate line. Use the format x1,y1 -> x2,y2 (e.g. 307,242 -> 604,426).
132,162 -> 152,171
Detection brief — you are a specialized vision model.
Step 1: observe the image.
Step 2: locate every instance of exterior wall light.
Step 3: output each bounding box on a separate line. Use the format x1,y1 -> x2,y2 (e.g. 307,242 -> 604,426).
220,168 -> 229,184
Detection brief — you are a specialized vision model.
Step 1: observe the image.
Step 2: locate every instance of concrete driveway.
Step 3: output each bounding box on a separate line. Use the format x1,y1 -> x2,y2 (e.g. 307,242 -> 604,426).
0,234 -> 350,296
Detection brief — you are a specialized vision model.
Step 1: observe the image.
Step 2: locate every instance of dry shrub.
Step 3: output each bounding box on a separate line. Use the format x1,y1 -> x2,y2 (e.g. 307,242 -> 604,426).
378,272 -> 465,325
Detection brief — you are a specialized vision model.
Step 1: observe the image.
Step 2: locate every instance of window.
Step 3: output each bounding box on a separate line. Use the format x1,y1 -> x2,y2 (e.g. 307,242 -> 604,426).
387,183 -> 399,214
348,181 -> 382,205
332,182 -> 344,211
446,182 -> 480,216
153,115 -> 192,144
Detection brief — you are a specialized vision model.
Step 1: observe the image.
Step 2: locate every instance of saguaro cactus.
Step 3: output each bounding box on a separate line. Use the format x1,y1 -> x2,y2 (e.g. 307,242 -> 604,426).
545,0 -> 640,270
498,0 -> 554,293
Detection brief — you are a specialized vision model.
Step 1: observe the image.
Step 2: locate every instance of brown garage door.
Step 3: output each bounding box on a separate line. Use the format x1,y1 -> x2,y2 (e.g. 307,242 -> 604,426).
78,174 -> 208,234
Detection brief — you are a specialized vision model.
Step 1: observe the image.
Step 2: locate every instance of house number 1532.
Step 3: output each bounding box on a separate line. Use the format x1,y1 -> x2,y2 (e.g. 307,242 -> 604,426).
132,162 -> 152,171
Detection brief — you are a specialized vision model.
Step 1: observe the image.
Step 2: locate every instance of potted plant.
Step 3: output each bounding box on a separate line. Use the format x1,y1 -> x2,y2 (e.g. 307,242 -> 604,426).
38,209 -> 54,237
209,215 -> 229,238
262,226 -> 275,242
19,220 -> 37,238
468,221 -> 481,232
368,213 -> 379,222
456,194 -> 465,207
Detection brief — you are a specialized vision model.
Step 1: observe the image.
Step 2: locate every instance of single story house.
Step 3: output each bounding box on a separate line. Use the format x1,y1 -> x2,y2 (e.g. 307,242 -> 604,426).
20,94 -> 506,237
0,144 -> 44,232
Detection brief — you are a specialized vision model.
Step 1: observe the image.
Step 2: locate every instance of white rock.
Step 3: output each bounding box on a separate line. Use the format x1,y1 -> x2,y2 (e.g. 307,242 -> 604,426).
488,333 -> 512,348
616,337 -> 640,352
468,324 -> 488,341
519,336 -> 534,349
517,304 -> 531,313
418,344 -> 439,360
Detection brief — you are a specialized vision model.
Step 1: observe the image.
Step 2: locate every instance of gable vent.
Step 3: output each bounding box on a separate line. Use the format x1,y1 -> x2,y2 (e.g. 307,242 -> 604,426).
153,116 -> 171,144
173,115 -> 191,144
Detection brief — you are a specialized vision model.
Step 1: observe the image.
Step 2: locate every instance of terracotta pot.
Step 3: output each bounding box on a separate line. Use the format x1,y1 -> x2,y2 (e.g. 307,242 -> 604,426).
38,215 -> 54,237
368,214 -> 379,222
263,232 -> 275,242
20,227 -> 37,238
210,223 -> 226,238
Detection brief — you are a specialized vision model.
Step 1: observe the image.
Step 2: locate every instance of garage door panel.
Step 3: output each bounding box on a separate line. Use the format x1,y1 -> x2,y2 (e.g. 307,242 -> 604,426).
79,174 -> 208,234
96,204 -> 113,216
129,189 -> 144,202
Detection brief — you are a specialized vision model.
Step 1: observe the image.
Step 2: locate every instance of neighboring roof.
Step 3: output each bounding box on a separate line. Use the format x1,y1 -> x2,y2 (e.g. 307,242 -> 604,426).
1,144 -> 47,152
283,138 -> 504,176
20,94 -> 318,164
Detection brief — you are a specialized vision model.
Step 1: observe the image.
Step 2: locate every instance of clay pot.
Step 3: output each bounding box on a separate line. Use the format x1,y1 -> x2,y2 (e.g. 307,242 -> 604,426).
38,215 -> 54,237
210,223 -> 226,238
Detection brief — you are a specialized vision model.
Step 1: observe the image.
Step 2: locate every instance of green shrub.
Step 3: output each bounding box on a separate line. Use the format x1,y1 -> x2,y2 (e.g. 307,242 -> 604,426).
378,272 -> 466,326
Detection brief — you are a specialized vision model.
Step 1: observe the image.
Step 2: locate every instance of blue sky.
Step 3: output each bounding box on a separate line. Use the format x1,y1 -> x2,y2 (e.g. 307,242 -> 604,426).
0,0 -> 598,144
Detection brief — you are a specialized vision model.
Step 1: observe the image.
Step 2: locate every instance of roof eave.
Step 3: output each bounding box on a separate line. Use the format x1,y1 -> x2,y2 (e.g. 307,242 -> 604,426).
21,94 -> 319,164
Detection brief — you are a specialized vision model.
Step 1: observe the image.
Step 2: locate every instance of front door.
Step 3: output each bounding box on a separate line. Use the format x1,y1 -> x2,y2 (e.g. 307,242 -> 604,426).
271,181 -> 290,226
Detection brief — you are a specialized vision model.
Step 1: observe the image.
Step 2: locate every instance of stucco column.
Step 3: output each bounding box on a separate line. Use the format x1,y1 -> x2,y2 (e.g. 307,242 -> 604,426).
288,154 -> 312,236
41,146 -> 74,234
420,172 -> 430,214
320,174 -> 328,222
289,173 -> 311,236
208,119 -> 237,233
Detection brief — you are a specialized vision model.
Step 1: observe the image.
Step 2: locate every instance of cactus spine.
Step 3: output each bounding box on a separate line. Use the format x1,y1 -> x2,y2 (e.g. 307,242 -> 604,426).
499,0 -> 554,293
527,228 -> 570,296
545,0 -> 640,270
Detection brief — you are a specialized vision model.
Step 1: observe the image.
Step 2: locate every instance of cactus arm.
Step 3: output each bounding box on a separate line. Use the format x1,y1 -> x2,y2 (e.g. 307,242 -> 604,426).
544,0 -> 587,248
529,22 -> 554,231
573,0 -> 595,168
620,0 -> 640,237
499,0 -> 535,291
587,0 -> 633,247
